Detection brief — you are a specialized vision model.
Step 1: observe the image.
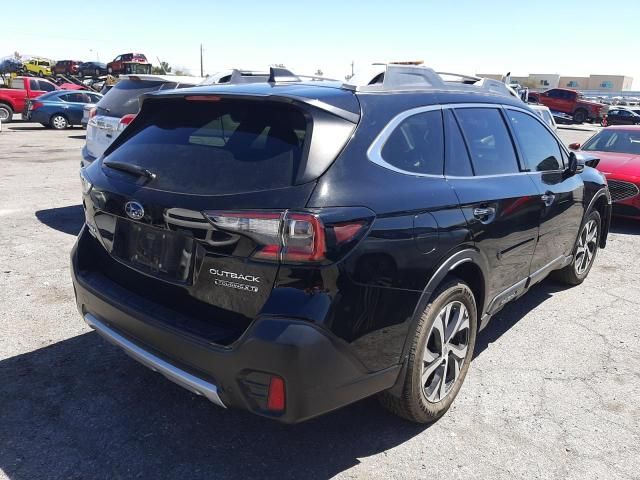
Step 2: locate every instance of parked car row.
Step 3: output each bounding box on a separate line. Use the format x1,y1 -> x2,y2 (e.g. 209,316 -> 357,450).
0,53 -> 151,80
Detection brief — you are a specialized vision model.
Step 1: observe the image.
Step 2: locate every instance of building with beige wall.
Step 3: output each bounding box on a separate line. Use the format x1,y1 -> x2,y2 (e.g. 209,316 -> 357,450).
477,73 -> 634,92
559,76 -> 590,89
587,75 -> 633,91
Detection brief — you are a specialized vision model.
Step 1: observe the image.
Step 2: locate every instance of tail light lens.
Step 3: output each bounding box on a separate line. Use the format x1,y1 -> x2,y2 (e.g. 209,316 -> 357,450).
31,101 -> 43,111
118,113 -> 137,131
89,107 -> 97,119
205,210 -> 370,264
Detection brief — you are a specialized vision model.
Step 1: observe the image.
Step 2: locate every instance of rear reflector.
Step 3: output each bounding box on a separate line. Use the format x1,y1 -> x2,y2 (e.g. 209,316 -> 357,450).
267,376 -> 286,412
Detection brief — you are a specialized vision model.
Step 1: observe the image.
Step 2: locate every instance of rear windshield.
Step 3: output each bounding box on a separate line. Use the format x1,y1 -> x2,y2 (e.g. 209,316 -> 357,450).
96,79 -> 171,117
103,99 -> 309,195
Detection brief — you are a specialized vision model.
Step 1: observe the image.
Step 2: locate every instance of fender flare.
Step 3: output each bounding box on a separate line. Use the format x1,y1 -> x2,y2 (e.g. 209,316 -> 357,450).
584,187 -> 611,248
387,248 -> 489,396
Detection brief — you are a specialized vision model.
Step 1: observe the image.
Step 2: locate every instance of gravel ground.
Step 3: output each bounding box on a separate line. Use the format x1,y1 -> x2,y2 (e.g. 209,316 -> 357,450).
0,122 -> 639,480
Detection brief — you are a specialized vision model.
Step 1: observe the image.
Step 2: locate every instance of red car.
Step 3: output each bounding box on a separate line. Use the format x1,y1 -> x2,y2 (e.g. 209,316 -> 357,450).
570,126 -> 640,219
530,88 -> 606,124
106,53 -> 148,75
53,60 -> 83,76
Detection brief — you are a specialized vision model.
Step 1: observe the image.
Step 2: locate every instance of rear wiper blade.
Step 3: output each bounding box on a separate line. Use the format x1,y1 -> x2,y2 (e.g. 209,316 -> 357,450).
103,161 -> 156,180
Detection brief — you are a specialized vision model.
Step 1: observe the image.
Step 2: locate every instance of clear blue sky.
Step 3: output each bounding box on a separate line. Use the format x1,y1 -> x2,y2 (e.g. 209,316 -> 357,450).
3,0 -> 639,87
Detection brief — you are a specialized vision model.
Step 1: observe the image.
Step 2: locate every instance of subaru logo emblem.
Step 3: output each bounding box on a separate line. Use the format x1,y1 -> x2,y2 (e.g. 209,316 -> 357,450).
124,201 -> 145,220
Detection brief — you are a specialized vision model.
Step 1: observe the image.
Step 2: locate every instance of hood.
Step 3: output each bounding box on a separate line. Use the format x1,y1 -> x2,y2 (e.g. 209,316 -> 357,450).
589,151 -> 640,179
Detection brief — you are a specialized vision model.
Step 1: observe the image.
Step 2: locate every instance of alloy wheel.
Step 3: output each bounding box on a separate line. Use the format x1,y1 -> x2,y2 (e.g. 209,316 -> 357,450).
422,301 -> 470,403
575,219 -> 598,275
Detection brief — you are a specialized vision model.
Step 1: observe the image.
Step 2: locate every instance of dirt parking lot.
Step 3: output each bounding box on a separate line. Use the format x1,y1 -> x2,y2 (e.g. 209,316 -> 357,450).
1,122 -> 639,480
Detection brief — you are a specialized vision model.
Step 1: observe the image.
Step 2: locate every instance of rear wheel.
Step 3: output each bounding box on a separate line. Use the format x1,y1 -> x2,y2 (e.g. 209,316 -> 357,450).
0,103 -> 13,123
38,71 -> 44,78
553,210 -> 601,285
95,68 -> 100,77
50,114 -> 68,130
573,109 -> 587,124
379,277 -> 477,423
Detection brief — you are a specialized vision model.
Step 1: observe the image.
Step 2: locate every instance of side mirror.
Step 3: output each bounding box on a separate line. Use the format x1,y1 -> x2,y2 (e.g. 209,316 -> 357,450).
567,152 -> 585,177
568,142 -> 581,150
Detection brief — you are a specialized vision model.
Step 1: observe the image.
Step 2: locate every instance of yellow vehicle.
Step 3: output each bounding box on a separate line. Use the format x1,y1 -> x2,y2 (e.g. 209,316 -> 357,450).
24,58 -> 53,77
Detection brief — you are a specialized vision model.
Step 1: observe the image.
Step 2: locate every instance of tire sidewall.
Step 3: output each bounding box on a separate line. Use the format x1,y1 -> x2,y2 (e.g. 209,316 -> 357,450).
406,279 -> 478,422
571,210 -> 602,281
0,104 -> 12,123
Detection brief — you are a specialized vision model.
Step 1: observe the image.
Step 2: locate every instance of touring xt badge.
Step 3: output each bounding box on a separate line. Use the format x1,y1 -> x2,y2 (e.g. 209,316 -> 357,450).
209,269 -> 260,293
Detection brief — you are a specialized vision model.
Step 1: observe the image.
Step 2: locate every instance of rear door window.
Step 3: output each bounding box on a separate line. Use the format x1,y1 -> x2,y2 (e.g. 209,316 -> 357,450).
506,110 -> 563,171
380,109 -> 444,175
454,108 -> 520,175
104,99 -> 310,195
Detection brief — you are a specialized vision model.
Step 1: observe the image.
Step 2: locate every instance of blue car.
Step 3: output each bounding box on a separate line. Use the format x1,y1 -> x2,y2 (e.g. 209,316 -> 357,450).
25,90 -> 103,129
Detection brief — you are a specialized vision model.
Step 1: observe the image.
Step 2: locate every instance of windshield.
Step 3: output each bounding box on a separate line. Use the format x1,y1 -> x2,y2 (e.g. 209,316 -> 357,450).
103,98 -> 309,195
95,79 -> 167,117
582,130 -> 640,155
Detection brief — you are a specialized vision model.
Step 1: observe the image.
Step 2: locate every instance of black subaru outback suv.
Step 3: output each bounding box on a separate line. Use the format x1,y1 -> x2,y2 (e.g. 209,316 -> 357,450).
72,66 -> 611,423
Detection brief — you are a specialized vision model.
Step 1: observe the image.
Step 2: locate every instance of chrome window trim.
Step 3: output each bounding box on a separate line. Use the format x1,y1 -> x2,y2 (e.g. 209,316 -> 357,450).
366,104 -> 445,178
367,102 -> 571,178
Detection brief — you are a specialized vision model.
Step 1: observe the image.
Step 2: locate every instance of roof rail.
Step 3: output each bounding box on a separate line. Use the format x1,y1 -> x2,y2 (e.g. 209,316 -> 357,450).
349,64 -> 520,99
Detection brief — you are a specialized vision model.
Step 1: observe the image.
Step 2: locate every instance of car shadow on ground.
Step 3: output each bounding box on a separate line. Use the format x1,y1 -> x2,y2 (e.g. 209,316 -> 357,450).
0,278 -> 571,479
0,332 -> 427,480
474,279 -> 570,358
68,134 -> 86,140
35,205 -> 84,236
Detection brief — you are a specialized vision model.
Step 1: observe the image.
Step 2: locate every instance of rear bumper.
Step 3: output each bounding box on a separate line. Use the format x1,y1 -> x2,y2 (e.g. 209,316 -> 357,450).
71,227 -> 399,423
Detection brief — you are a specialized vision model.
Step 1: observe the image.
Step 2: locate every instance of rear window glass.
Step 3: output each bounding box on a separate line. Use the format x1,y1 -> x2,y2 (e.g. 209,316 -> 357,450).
103,99 -> 309,195
96,80 -> 167,117
380,110 -> 444,175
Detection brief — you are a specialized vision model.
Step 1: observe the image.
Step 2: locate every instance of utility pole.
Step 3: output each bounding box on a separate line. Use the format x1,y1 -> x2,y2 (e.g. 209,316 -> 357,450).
200,44 -> 204,77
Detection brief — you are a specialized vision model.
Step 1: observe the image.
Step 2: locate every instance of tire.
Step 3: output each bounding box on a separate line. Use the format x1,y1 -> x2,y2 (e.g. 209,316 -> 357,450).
379,277 -> 478,423
95,68 -> 100,77
0,103 -> 13,123
573,109 -> 587,124
50,114 -> 68,130
107,66 -> 113,74
553,210 -> 601,286
79,70 -> 85,78
38,71 -> 44,78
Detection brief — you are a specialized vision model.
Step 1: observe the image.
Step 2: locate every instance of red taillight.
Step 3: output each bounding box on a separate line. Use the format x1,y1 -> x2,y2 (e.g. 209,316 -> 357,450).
267,376 -> 285,412
31,101 -> 43,111
89,107 -> 97,119
185,95 -> 221,102
204,210 -> 368,264
118,113 -> 137,131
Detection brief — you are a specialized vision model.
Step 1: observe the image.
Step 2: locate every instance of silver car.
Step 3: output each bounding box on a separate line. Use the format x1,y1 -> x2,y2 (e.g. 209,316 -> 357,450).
82,75 -> 203,167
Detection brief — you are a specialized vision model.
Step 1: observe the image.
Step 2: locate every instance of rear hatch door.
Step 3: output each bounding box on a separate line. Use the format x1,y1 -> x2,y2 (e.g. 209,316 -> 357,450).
83,88 -> 359,325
